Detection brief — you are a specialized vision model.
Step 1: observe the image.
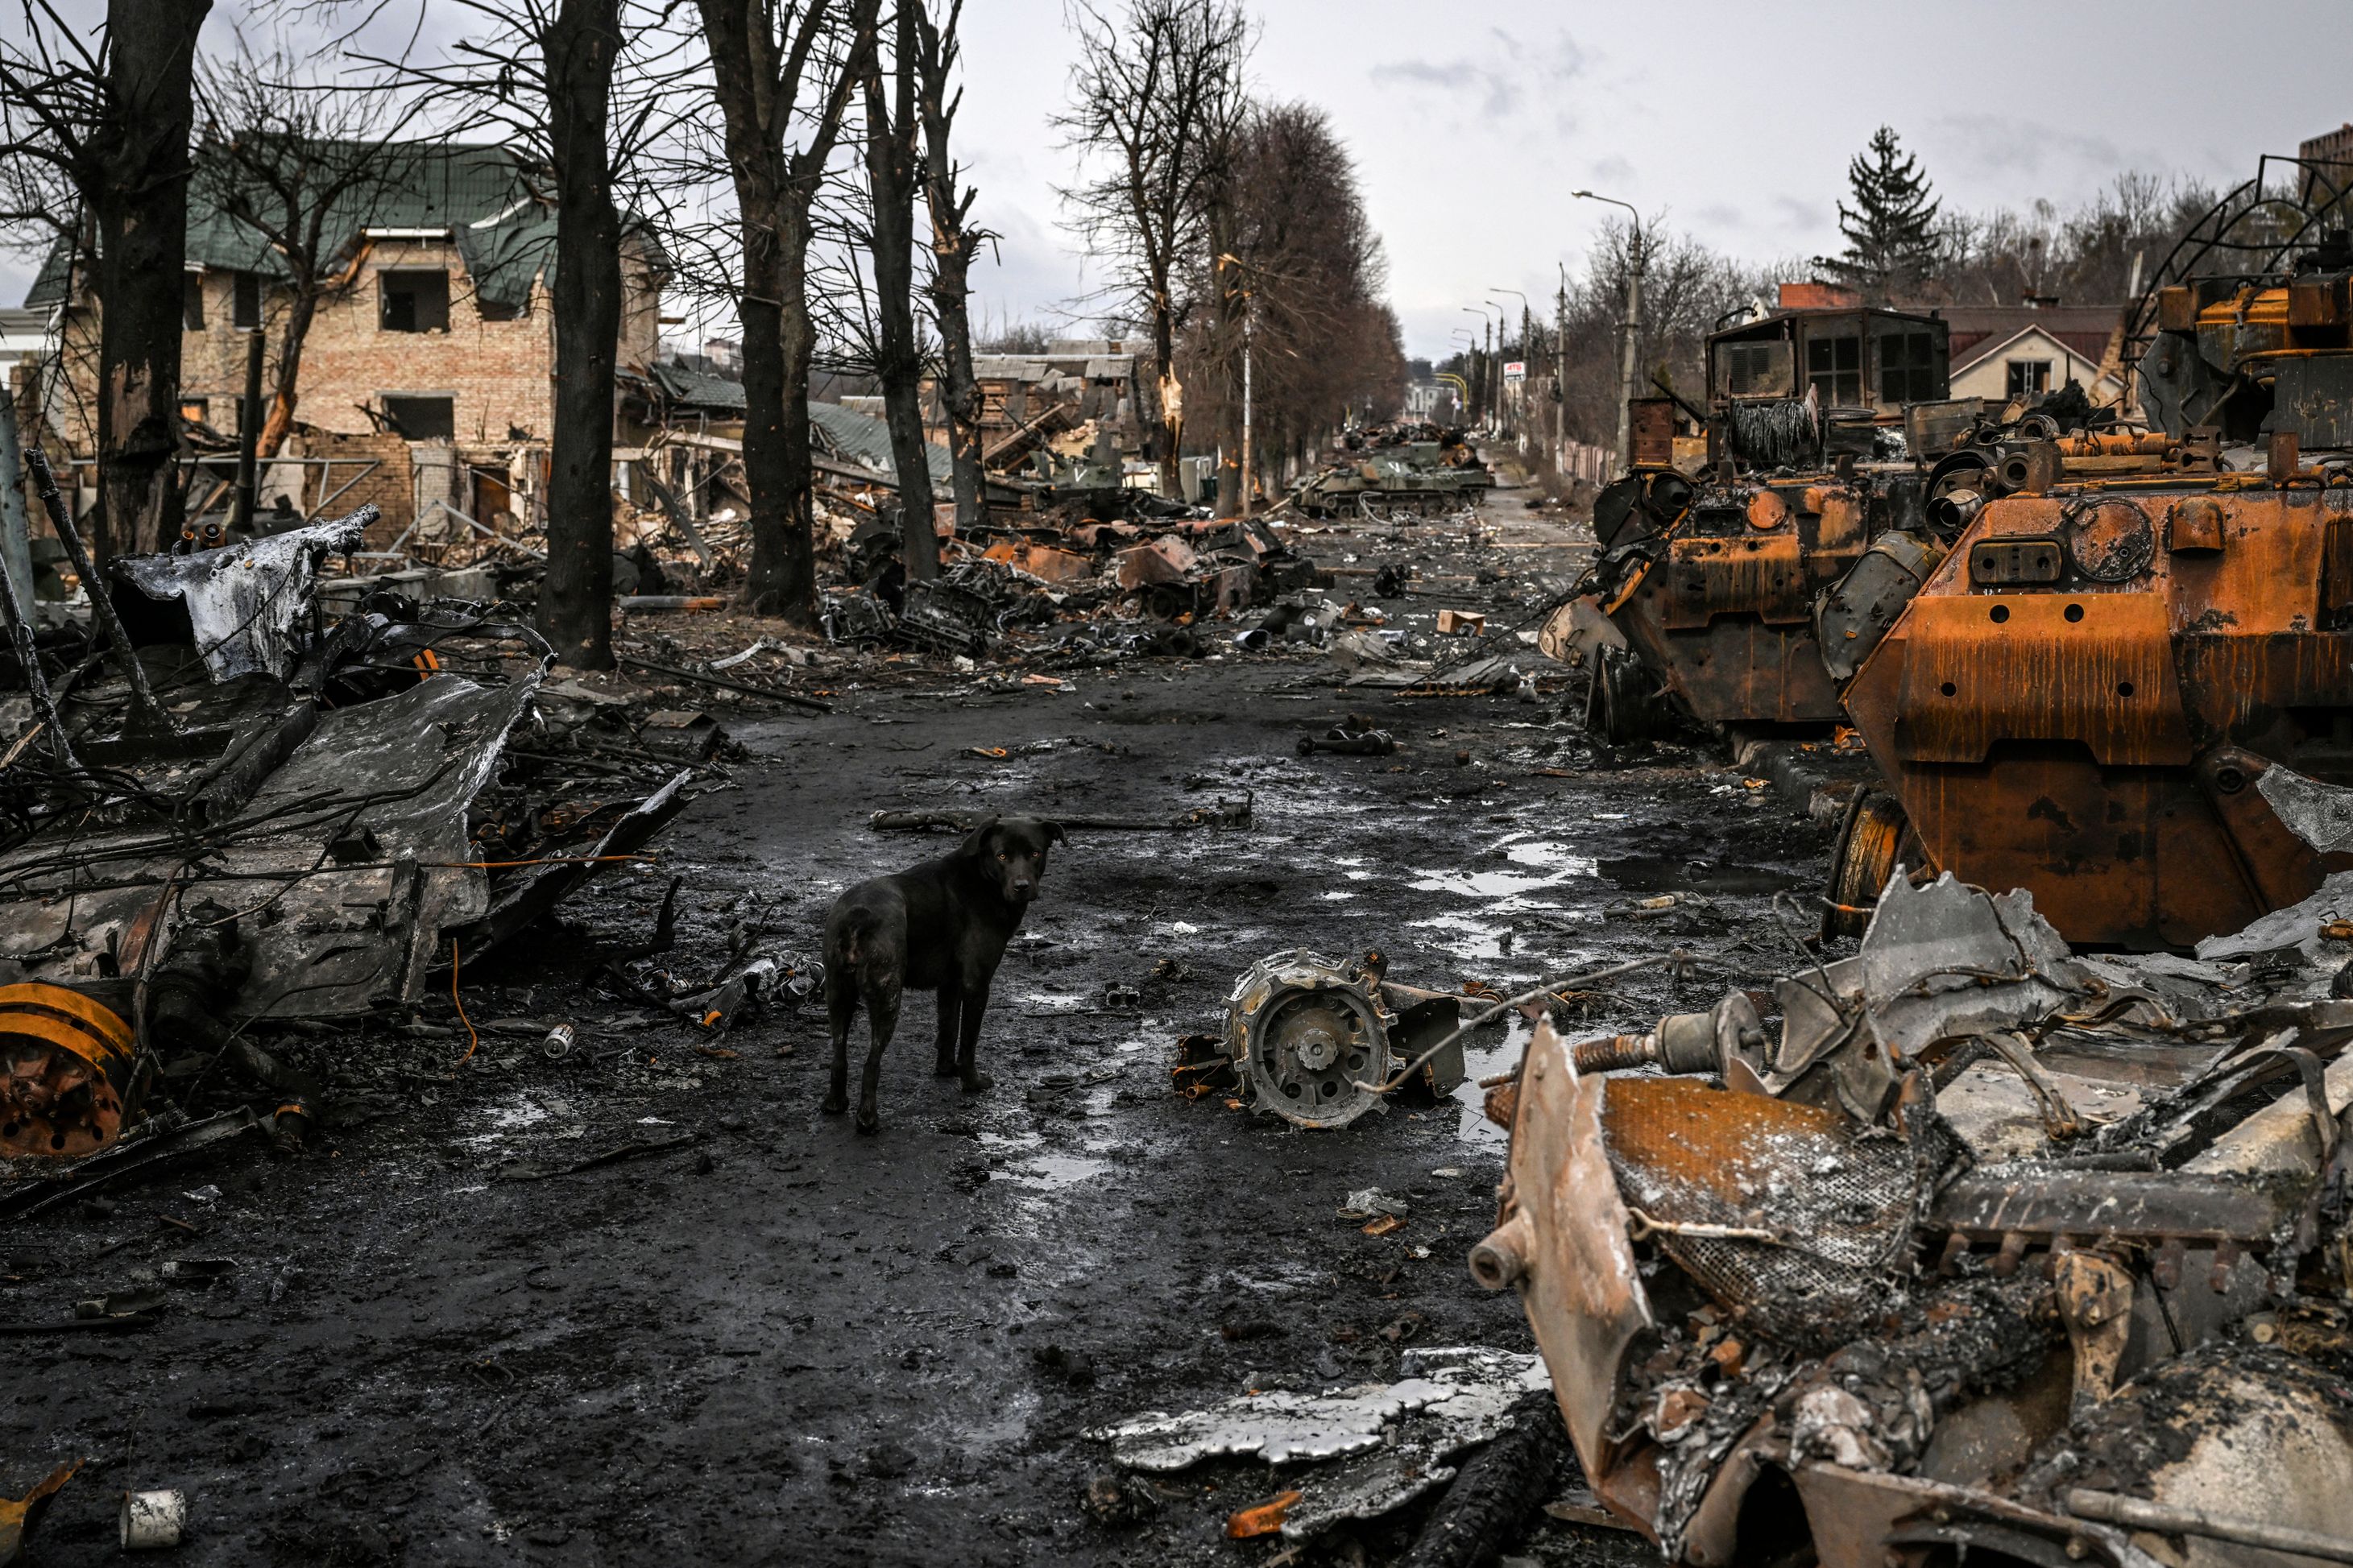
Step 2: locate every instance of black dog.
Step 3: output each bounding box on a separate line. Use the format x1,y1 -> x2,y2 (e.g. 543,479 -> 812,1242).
822,815 -> 1064,1132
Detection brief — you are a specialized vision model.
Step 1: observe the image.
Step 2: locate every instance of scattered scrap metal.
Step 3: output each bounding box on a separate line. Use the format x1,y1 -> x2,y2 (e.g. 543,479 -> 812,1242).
0,491 -> 714,1185
1477,850 -> 2353,1566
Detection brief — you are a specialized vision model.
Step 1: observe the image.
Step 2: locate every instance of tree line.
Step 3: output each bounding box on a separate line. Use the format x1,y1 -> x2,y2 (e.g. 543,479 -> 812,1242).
1456,126 -> 2231,456
0,0 -> 1405,668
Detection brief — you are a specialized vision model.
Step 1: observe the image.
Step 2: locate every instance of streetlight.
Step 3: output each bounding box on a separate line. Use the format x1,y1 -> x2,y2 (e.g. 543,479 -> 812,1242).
1464,304 -> 1505,428
1447,329 -> 1478,424
1487,296 -> 1524,432
1459,308 -> 1498,428
1490,291 -> 1528,434
1217,253 -> 1254,518
1574,189 -> 1643,477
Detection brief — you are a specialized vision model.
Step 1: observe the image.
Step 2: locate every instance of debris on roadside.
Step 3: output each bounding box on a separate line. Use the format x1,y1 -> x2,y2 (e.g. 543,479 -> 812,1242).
1478,864 -> 2353,1565
1090,1348 -> 1547,1541
0,504 -> 715,1179
1195,950 -> 1474,1128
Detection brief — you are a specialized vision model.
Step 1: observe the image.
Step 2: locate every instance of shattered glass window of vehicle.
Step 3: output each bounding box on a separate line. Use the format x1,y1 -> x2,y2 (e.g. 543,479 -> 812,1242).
1717,338 -> 1791,398
1807,333 -> 1862,405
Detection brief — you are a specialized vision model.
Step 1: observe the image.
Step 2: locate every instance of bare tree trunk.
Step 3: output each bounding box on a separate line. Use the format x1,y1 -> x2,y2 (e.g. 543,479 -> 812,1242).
539,0 -> 622,669
94,0 -> 209,560
698,0 -> 876,628
914,2 -> 984,535
1149,291 -> 1180,495
864,6 -> 938,581
773,238 -> 822,619
257,288 -> 317,458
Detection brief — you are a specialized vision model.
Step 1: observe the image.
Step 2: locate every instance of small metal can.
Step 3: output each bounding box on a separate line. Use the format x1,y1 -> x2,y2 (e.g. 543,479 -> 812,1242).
541,1024 -> 577,1061
121,1488 -> 188,1549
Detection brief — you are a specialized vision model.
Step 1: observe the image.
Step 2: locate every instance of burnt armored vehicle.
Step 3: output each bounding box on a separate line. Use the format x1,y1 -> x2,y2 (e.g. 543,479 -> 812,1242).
1577,304 -> 1948,742
1828,158 -> 2353,947
1290,427 -> 1493,519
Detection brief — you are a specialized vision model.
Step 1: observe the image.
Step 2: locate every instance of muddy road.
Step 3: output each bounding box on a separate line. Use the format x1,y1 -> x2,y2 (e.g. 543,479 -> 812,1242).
5,506 -> 1836,1566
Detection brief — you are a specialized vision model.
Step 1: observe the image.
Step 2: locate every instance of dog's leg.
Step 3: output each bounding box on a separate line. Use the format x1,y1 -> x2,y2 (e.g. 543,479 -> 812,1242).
934,983 -> 963,1078
855,983 -> 901,1134
823,975 -> 857,1115
955,978 -> 995,1094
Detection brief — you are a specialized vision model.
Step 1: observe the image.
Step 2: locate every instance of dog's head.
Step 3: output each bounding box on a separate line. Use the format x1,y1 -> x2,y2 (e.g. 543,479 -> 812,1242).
960,816 -> 1065,905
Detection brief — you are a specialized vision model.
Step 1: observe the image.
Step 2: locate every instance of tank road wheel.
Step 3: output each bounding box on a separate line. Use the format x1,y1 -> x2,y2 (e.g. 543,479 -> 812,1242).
1245,981 -> 1391,1128
1823,786 -> 1915,941
1584,644 -> 1670,745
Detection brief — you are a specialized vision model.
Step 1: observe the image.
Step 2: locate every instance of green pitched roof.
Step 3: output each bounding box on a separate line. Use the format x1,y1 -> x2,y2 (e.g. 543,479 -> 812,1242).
27,141 -> 558,313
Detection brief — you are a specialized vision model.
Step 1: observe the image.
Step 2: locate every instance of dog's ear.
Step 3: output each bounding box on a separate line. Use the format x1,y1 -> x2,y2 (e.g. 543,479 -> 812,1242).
957,815 -> 1000,857
1042,820 -> 1067,846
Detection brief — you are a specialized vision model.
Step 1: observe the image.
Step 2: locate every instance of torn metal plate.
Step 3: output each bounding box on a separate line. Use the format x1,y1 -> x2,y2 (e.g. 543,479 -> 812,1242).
1090,1347 -> 1544,1472
114,512 -> 371,680
2259,764 -> 2353,855
0,673 -> 538,1016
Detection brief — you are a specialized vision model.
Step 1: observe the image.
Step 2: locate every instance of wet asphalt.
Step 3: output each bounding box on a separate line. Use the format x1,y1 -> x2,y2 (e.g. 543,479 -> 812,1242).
2,508 -> 1837,1566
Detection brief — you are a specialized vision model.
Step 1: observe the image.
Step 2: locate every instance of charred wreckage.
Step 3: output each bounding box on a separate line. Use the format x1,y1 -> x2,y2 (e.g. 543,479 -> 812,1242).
0,453 -> 700,1189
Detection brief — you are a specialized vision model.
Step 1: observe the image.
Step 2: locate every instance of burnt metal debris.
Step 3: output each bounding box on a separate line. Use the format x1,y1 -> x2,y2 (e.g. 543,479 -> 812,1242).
0,504 -> 702,1169
1825,159 -> 2353,950
1479,863 -> 2353,1566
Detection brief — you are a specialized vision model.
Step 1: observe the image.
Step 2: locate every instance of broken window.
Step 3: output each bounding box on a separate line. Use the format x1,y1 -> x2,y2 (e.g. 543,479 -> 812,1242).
1805,333 -> 1862,405
1877,330 -> 1943,405
382,395 -> 455,441
379,270 -> 450,333
182,273 -> 204,331
2006,358 -> 2053,398
1717,340 -> 1792,399
233,271 -> 261,330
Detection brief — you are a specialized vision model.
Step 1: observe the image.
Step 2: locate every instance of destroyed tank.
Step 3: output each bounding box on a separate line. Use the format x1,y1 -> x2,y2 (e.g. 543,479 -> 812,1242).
1827,159 -> 2353,948
1290,440 -> 1491,520
1573,305 -> 1946,743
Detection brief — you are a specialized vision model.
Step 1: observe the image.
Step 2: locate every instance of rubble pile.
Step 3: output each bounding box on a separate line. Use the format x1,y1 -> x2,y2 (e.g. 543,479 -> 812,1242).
0,503 -> 717,1175
1480,834 -> 2353,1567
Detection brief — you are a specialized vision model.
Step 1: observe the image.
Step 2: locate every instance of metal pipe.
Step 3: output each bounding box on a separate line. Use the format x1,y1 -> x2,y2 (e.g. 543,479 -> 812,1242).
2064,1489 -> 2353,1563
234,328 -> 264,533
22,449 -> 170,737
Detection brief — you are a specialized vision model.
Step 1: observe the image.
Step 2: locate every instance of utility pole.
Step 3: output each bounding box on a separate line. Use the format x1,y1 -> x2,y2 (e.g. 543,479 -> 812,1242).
1493,288 -> 1529,440
1576,190 -> 1643,476
1555,263 -> 1568,472
1239,289 -> 1253,519
234,328 -> 264,533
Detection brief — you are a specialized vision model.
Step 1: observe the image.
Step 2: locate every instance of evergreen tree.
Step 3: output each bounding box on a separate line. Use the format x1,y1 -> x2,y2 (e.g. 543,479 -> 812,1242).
1816,126 -> 1942,299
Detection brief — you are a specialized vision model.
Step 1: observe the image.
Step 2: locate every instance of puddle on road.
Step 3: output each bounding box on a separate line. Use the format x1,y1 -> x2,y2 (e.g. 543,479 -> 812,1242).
1406,911 -> 1515,962
1451,1015 -> 1532,1146
1601,854 -> 1799,896
1410,837 -> 1598,904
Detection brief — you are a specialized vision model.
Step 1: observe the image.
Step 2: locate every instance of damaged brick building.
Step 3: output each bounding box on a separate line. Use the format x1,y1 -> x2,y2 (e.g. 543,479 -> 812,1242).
27,141 -> 667,548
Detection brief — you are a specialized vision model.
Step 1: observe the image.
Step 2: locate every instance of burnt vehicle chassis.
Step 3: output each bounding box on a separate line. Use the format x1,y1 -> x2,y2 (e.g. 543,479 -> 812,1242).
1580,304 -> 1947,743
1829,159 -> 2353,949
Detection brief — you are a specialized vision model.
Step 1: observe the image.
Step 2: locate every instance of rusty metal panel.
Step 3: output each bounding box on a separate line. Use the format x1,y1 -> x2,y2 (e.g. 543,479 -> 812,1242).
1630,399 -> 1678,468
1892,592 -> 2195,767
1659,535 -> 1812,629
1482,1021 -> 1655,1510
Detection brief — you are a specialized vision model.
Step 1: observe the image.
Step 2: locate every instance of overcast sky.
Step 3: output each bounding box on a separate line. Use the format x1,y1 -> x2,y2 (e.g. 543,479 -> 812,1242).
10,0 -> 2349,361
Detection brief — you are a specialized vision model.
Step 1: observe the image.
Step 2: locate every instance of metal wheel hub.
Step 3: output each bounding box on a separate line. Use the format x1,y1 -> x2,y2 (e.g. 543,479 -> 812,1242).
1224,950 -> 1394,1128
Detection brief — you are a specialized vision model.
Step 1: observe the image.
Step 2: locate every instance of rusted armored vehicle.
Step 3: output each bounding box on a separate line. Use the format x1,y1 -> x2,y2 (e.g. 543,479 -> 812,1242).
1290,435 -> 1492,520
1828,161 -> 2353,948
1577,304 -> 1948,741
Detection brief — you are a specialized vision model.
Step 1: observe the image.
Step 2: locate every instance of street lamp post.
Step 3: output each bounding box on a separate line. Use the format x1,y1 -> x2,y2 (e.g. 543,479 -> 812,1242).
1458,308 -> 1495,428
1574,190 -> 1643,477
1492,288 -> 1530,439
1555,263 -> 1569,473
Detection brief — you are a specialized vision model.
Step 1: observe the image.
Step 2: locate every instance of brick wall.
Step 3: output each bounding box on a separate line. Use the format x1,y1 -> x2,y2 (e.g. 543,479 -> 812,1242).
61,232 -> 663,454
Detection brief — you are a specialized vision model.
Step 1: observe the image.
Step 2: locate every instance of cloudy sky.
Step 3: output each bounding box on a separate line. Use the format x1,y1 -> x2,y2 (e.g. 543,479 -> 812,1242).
9,0 -> 2348,361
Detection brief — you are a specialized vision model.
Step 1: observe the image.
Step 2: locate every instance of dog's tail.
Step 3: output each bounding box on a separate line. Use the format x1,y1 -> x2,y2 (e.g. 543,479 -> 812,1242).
834,907 -> 880,970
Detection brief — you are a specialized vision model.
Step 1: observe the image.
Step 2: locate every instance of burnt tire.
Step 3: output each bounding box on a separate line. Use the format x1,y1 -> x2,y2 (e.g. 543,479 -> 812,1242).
1823,785 -> 1916,941
1584,644 -> 1671,745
